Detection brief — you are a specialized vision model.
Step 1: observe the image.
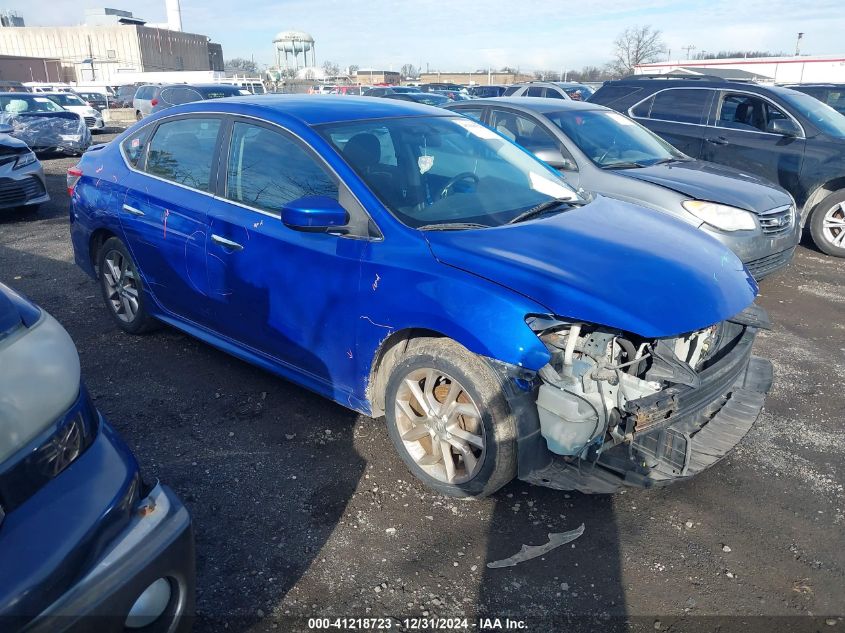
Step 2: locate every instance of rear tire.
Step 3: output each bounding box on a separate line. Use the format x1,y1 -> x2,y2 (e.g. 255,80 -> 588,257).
97,236 -> 157,334
810,191 -> 845,257
383,338 -> 517,498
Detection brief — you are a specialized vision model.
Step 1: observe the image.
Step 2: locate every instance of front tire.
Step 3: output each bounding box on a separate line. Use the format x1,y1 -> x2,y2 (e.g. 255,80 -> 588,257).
810,191 -> 845,257
97,237 -> 156,334
384,338 -> 517,498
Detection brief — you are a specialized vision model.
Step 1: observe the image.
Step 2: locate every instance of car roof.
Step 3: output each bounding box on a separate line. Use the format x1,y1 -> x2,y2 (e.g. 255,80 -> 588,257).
603,77 -> 797,94
162,94 -> 452,126
161,83 -> 241,89
447,96 -> 606,114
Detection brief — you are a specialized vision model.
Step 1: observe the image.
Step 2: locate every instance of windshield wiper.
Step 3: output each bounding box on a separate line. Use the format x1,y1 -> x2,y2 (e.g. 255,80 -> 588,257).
602,161 -> 649,170
507,198 -> 579,225
417,222 -> 490,231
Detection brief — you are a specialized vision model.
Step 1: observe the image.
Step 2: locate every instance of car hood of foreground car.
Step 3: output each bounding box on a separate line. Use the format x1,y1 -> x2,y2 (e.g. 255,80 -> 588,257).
424,195 -> 758,338
615,159 -> 793,212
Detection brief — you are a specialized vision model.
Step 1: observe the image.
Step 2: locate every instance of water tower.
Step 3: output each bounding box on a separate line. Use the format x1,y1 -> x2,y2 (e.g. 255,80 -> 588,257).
273,30 -> 316,71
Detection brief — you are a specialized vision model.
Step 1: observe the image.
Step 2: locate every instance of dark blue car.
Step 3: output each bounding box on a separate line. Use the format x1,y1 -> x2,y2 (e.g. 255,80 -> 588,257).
0,282 -> 194,631
68,95 -> 772,498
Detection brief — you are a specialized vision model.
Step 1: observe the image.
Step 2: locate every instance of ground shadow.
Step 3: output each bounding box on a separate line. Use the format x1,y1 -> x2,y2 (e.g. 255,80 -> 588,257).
0,243 -> 367,633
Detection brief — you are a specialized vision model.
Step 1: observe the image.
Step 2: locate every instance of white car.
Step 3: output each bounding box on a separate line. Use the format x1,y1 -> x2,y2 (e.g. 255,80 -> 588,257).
41,92 -> 105,132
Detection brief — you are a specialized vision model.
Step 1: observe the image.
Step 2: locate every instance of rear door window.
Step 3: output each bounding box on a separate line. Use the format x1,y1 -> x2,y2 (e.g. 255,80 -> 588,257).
144,117 -> 222,191
160,87 -> 203,105
632,88 -> 712,124
452,107 -> 484,121
526,86 -> 545,97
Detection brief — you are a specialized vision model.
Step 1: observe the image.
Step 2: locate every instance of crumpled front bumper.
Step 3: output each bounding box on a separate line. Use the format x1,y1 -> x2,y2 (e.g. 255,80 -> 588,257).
518,317 -> 774,494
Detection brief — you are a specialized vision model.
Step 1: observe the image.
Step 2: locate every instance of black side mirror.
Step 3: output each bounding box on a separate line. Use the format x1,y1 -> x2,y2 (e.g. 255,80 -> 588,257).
767,118 -> 801,137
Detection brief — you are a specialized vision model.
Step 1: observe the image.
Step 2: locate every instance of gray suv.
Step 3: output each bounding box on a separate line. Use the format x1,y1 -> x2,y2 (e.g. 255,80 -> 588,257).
132,84 -> 160,120
447,97 -> 799,279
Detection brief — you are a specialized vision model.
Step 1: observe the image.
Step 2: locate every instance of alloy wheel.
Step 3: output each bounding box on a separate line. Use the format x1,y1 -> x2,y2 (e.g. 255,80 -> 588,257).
822,202 -> 845,249
102,249 -> 140,323
394,368 -> 485,484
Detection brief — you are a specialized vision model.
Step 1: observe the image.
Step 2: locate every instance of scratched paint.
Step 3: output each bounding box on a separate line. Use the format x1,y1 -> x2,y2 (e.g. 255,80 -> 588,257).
372,273 -> 380,291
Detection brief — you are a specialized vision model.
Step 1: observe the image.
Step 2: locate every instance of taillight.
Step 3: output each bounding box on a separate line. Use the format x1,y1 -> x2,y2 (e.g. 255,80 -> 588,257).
67,166 -> 82,196
150,98 -> 158,106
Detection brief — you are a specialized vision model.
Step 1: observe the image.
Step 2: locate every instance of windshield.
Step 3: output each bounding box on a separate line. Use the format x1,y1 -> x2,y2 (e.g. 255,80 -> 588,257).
779,91 -> 845,138
319,115 -> 580,228
49,94 -> 86,106
0,95 -> 64,113
546,109 -> 685,168
408,93 -> 449,106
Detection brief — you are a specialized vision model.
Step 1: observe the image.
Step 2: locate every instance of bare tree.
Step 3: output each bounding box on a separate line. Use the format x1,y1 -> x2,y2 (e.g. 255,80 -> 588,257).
322,60 -> 340,76
609,25 -> 666,77
348,64 -> 359,75
400,63 -> 418,79
224,57 -> 257,74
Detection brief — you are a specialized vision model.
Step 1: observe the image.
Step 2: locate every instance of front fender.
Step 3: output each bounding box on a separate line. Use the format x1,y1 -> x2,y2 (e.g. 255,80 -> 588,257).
351,245 -> 552,411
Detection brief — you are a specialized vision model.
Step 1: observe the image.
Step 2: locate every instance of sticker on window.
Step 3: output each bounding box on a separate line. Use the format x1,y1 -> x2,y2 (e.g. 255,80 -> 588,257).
452,117 -> 500,140
606,112 -> 635,126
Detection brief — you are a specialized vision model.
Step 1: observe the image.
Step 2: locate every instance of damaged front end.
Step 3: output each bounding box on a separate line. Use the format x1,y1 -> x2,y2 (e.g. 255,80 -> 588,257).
516,305 -> 773,493
0,112 -> 92,155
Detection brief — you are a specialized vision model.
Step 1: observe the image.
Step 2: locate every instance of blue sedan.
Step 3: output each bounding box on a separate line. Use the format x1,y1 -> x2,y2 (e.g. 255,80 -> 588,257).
69,95 -> 772,498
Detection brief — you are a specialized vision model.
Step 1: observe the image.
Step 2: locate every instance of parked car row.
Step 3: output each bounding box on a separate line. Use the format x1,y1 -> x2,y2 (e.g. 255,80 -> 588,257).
446,97 -> 799,277
589,75 -> 845,257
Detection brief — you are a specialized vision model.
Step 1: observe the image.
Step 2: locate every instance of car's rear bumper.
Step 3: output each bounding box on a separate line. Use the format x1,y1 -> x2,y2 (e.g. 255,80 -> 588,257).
19,483 -> 195,633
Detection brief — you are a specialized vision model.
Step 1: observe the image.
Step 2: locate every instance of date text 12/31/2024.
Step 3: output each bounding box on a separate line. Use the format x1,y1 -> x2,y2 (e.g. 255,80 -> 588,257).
307,617 -> 528,630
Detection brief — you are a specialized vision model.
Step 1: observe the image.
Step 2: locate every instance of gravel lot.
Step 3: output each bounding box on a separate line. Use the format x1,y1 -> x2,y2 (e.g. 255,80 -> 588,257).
1,130 -> 843,633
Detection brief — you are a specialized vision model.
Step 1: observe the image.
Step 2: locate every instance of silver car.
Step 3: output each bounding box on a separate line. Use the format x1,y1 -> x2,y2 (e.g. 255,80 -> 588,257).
446,98 -> 799,279
132,84 -> 160,120
0,124 -> 49,213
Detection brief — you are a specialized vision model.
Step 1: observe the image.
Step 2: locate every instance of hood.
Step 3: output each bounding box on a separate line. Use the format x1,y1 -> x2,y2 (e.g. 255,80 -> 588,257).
615,159 -> 792,212
0,133 -> 30,153
424,196 -> 757,338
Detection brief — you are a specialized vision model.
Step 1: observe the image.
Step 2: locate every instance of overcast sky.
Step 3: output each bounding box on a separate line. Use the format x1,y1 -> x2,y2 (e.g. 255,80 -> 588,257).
8,0 -> 844,71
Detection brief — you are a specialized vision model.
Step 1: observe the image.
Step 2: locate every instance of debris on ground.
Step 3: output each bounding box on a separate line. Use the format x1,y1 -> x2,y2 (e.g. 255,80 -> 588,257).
487,524 -> 585,569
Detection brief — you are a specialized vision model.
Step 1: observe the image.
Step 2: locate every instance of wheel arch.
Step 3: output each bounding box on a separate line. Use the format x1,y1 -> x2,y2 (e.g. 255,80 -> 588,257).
367,327 -> 447,418
88,228 -> 119,276
803,177 -> 845,220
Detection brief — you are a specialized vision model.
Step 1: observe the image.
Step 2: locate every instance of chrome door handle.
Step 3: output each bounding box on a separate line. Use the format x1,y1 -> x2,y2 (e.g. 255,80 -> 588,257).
122,204 -> 145,216
211,234 -> 243,251
705,136 -> 729,146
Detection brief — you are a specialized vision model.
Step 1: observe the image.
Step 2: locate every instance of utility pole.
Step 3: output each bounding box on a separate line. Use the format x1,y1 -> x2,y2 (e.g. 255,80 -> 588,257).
682,44 -> 696,60
795,32 -> 804,56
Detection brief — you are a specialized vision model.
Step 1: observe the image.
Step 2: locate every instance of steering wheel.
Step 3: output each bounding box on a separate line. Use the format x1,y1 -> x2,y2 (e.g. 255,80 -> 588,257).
596,137 -> 619,165
439,172 -> 479,199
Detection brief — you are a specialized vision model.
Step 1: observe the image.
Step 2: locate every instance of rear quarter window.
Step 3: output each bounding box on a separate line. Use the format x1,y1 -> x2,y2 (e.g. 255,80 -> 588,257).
633,88 -> 712,124
121,127 -> 151,168
590,85 -> 643,106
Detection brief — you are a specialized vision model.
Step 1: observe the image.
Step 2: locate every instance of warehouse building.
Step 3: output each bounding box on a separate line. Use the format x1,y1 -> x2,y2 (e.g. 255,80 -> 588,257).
417,71 -> 534,85
0,6 -> 223,83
